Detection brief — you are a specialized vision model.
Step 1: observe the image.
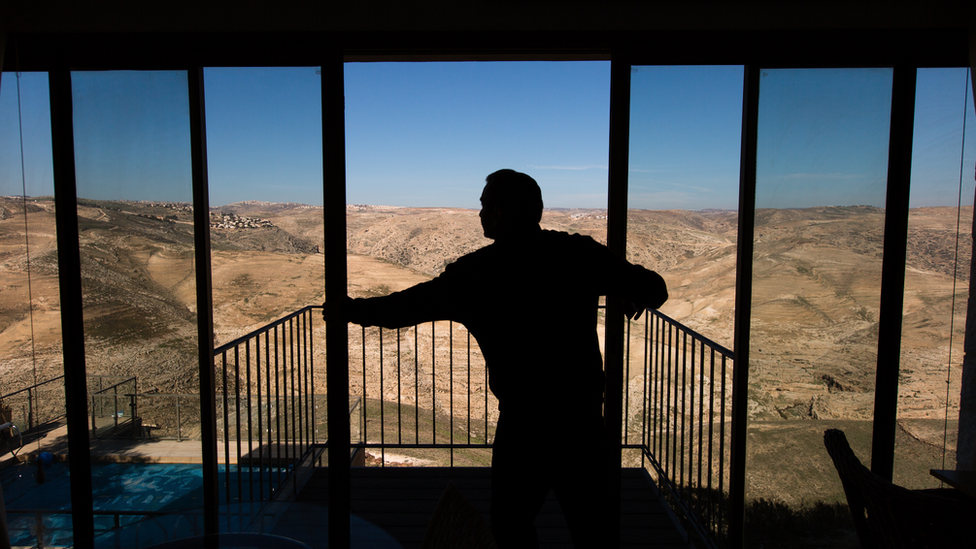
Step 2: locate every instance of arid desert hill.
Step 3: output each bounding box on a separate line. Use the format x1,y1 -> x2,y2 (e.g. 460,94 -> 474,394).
0,197 -> 969,430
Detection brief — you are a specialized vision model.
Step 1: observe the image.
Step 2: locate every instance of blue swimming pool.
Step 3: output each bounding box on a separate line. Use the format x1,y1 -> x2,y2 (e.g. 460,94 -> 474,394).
1,461 -> 288,547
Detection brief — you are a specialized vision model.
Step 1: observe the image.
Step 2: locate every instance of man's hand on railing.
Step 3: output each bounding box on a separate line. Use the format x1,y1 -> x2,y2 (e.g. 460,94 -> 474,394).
322,297 -> 369,326
623,300 -> 643,320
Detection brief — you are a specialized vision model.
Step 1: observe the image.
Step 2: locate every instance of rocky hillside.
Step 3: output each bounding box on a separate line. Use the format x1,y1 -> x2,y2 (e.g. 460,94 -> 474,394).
0,197 -> 969,427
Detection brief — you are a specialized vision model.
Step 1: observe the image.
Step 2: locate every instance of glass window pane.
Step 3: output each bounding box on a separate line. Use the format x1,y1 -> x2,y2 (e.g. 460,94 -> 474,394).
204,67 -> 324,344
70,70 -> 203,542
0,71 -> 64,548
747,68 -> 893,547
204,67 -> 324,524
343,60 -> 610,467
629,65 -> 743,346
896,67 -> 976,487
624,67 -> 743,536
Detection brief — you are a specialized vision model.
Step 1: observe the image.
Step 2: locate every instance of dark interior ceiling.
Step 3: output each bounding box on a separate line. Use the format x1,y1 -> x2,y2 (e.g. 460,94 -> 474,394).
2,1 -> 973,68
4,1 -> 975,34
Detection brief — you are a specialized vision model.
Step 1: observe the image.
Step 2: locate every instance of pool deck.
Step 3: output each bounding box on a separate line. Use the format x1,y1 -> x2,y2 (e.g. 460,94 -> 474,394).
6,421 -> 253,465
270,467 -> 691,549
0,423 -> 695,548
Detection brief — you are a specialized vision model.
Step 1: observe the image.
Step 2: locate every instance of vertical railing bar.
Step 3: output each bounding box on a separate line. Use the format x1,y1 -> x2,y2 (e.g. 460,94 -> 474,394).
246,339 -> 254,503
397,328 -> 402,445
284,320 -> 291,472
678,332 -> 688,494
177,396 -> 182,442
28,388 -> 34,431
484,328 -> 489,444
697,340 -> 706,523
718,354 -> 728,539
305,310 -> 312,448
431,322 -> 436,446
289,318 -> 297,471
309,309 -> 316,447
664,322 -> 672,480
302,314 -> 309,458
294,318 -> 300,469
295,315 -> 303,461
257,331 -> 264,502
666,323 -> 674,484
672,324 -> 680,487
652,313 -> 661,466
361,325 -> 367,449
298,312 -> 305,455
293,315 -> 303,494
651,313 -> 659,467
467,330 -> 472,446
414,325 -> 420,446
222,350 -> 231,507
296,313 -> 304,459
265,330 -> 273,496
707,348 -> 716,532
450,320 -> 455,467
234,345 -> 243,506
283,320 -> 290,472
304,311 -> 312,448
641,311 -> 649,469
660,315 -> 668,472
274,325 -> 282,490
663,320 -> 671,482
671,322 -> 679,485
624,319 -> 631,445
379,328 -> 385,465
281,323 -> 289,476
687,331 -> 696,506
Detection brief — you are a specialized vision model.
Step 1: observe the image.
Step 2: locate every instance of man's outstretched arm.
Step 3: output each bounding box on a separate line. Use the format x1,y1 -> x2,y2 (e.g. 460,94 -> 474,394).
331,278 -> 453,329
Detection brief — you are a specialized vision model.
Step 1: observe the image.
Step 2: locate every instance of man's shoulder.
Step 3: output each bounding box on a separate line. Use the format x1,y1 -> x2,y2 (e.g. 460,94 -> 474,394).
539,229 -> 606,252
442,242 -> 497,273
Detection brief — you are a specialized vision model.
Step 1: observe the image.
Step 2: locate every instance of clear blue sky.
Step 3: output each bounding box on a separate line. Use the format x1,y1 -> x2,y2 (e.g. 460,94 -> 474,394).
756,68 -> 895,209
1,64 -> 973,210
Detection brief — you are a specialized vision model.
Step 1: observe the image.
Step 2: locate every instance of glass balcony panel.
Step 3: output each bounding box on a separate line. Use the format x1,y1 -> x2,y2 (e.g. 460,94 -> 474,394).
747,67 -> 893,547
896,67 -> 976,487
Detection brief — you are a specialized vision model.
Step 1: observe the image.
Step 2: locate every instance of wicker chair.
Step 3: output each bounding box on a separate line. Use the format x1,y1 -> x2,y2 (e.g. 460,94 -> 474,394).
420,481 -> 498,549
823,428 -> 975,549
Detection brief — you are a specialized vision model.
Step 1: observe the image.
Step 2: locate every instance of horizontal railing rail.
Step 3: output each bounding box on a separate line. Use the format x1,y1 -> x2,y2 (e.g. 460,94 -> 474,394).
0,376 -> 65,401
0,376 -> 66,434
91,376 -> 138,396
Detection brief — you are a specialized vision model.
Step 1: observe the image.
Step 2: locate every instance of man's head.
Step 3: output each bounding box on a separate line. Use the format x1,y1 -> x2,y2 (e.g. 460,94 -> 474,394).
480,169 -> 544,240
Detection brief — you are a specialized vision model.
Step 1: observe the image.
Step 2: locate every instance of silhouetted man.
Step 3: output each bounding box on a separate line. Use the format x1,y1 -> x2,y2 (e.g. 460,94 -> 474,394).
340,169 -> 668,547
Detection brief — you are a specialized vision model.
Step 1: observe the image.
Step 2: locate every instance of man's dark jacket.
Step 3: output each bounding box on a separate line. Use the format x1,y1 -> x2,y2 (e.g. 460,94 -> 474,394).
346,229 -> 668,417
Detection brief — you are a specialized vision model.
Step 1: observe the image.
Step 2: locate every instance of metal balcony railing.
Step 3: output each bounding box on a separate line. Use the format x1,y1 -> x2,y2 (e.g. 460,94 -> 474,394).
90,376 -> 138,438
212,305 -> 325,505
0,376 -> 66,435
349,320 -> 496,466
350,306 -> 733,548
623,309 -> 734,548
0,304 -> 733,546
